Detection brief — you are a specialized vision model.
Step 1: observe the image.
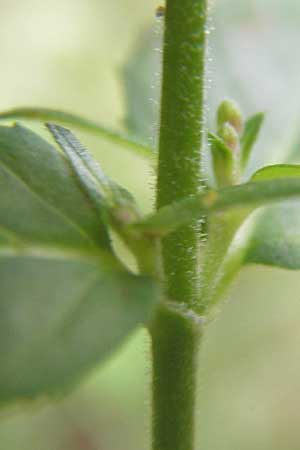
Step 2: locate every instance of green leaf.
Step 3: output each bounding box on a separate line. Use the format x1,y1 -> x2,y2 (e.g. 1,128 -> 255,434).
240,163 -> 300,269
0,124 -> 110,250
0,107 -> 154,161
0,251 -> 158,403
47,124 -> 157,275
47,123 -> 141,226
208,132 -> 234,187
251,164 -> 300,181
240,113 -> 264,170
244,200 -> 300,270
201,164 -> 300,306
0,124 -> 159,403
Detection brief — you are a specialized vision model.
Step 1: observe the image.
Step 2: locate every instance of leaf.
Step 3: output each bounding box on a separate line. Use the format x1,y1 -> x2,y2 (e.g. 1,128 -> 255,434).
240,113 -> 264,170
47,124 -> 141,226
244,200 -> 300,270
208,132 -> 234,187
239,163 -> 300,269
251,164 -> 300,181
202,164 -> 300,306
0,250 -> 158,403
0,107 -> 154,161
0,124 -> 159,403
0,124 -> 110,250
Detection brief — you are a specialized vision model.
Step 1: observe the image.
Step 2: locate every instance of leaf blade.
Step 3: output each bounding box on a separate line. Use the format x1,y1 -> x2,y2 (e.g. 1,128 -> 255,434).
0,123 -> 159,405
251,164 -> 300,181
239,164 -> 300,270
241,112 -> 264,170
0,124 -> 110,250
244,201 -> 300,270
208,131 -> 235,187
0,251 -> 159,403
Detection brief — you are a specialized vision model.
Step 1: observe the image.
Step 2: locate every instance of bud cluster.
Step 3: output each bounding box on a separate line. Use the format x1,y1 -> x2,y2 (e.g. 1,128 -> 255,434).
217,99 -> 243,152
211,99 -> 264,188
209,99 -> 244,188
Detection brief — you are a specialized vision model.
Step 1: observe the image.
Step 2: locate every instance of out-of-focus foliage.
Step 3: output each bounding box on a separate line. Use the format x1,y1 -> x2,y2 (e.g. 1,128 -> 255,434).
122,27 -> 161,146
1,1 -> 300,450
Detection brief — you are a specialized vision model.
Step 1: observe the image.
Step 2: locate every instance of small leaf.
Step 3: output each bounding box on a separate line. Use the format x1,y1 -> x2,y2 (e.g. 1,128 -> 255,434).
208,132 -> 234,187
0,107 -> 154,161
244,200 -> 300,270
47,124 -> 158,274
251,164 -> 300,181
0,124 -> 110,250
0,251 -> 159,403
217,99 -> 243,134
217,123 -> 240,152
240,113 -> 264,170
47,124 -> 141,226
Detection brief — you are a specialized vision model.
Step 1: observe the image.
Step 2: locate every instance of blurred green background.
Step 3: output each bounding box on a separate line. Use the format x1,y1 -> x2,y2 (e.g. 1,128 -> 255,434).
1,0 -> 300,449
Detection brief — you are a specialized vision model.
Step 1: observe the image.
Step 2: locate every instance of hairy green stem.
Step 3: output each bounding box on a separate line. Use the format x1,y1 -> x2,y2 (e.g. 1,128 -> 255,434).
151,1 -> 208,450
156,0 -> 207,303
151,305 -> 202,450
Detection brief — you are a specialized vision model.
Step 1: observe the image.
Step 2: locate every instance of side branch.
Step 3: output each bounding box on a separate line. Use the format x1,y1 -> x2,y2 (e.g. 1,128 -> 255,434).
137,178 -> 300,235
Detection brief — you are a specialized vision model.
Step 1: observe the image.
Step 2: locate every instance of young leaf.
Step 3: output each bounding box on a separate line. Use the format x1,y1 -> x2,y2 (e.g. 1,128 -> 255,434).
208,132 -> 235,187
217,99 -> 243,134
47,124 -> 158,275
0,124 -> 110,250
240,113 -> 264,170
251,164 -> 300,181
0,251 -> 159,403
47,123 -> 141,226
0,107 -> 154,160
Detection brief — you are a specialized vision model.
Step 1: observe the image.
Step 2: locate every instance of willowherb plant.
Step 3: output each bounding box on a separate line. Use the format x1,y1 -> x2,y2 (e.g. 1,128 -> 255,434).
0,1 -> 300,450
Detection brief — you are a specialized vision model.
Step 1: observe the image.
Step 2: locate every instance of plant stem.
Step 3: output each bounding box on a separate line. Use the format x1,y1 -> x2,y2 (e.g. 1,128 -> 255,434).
151,0 -> 208,449
156,0 -> 207,304
151,305 -> 202,450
